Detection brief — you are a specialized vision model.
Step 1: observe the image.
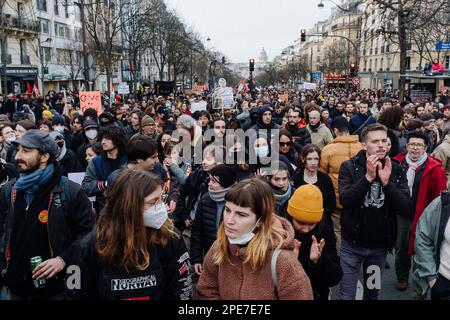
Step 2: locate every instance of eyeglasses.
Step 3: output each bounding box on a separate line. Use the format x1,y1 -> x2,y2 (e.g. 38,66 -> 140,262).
279,142 -> 292,147
407,143 -> 426,149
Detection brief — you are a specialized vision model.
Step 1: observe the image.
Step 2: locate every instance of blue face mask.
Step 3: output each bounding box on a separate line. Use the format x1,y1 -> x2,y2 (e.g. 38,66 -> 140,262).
255,146 -> 269,158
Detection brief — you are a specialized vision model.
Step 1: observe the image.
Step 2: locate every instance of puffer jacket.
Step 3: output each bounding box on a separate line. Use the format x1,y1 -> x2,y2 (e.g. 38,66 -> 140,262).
190,193 -> 223,265
432,135 -> 450,185
319,135 -> 362,209
197,216 -> 314,300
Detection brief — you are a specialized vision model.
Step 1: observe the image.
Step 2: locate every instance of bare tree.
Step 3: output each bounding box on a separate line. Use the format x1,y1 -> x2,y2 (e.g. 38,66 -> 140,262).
366,0 -> 449,101
121,0 -> 153,91
409,2 -> 450,68
84,0 -> 132,89
322,40 -> 351,75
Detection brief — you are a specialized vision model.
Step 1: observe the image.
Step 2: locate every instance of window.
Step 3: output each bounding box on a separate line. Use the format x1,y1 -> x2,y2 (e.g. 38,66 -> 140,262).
369,59 -> 372,72
386,44 -> 390,53
317,56 -> 320,63
387,57 -> 391,71
54,0 -> 59,15
405,57 -> 411,70
380,58 -> 384,71
64,0 -> 69,18
375,59 -> 378,71
20,39 -> 28,64
445,56 -> 450,70
54,22 -> 69,38
40,19 -> 50,34
17,3 -> 25,19
56,49 -> 70,64
375,47 -> 378,55
37,0 -> 47,11
65,26 -> 71,39
43,47 -> 51,62
75,6 -> 81,21
74,28 -> 82,41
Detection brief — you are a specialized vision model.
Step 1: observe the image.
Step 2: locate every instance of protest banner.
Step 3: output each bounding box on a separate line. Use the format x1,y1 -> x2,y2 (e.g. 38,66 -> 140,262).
79,91 -> 103,115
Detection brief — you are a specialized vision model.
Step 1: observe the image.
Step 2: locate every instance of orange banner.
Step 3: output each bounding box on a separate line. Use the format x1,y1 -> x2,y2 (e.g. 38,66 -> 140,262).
79,91 -> 103,115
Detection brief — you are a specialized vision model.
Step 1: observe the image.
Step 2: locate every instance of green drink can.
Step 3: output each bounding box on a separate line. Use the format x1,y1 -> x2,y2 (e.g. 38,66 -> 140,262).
30,256 -> 46,288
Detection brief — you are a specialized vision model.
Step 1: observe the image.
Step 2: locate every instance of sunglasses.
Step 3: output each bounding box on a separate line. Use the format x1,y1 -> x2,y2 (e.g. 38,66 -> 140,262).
279,142 -> 292,147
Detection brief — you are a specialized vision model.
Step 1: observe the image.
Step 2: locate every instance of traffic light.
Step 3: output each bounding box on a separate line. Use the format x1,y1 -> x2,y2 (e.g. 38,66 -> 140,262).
349,63 -> 357,77
249,59 -> 255,72
300,29 -> 306,42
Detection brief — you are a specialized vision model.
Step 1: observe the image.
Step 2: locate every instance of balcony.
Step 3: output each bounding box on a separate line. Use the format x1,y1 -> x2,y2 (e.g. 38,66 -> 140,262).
0,13 -> 39,36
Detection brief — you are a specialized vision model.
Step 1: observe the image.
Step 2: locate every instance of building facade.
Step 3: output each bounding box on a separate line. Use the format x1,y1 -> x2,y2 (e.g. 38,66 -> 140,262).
0,0 -> 40,94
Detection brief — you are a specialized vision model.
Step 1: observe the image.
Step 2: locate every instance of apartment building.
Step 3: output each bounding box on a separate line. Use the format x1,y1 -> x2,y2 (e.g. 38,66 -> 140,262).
0,0 -> 40,94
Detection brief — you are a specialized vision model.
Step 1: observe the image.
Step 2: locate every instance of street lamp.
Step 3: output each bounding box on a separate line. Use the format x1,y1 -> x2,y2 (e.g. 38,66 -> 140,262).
317,0 -> 360,12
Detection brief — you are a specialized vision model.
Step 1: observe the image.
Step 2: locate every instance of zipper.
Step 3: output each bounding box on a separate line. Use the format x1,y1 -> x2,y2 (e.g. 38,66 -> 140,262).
3,187 -> 16,276
3,189 -> 55,277
47,192 -> 55,258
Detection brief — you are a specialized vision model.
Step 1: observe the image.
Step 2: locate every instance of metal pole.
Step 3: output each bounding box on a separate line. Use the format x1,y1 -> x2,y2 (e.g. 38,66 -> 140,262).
79,0 -> 90,90
310,47 -> 313,82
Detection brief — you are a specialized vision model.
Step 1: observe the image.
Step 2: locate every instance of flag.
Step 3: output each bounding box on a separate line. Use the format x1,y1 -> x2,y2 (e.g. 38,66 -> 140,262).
110,80 -> 115,108
26,81 -> 32,94
32,84 -> 40,97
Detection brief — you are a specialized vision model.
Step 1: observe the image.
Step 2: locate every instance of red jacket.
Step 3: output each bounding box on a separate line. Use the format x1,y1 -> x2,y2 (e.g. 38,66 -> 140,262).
394,153 -> 448,255
431,63 -> 445,73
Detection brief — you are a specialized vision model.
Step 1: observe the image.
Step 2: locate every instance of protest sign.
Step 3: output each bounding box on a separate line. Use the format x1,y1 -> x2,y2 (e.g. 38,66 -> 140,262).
79,91 -> 103,115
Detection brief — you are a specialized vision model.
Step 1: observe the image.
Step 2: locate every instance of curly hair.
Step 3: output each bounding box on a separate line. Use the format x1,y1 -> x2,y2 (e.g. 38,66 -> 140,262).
99,125 -> 128,155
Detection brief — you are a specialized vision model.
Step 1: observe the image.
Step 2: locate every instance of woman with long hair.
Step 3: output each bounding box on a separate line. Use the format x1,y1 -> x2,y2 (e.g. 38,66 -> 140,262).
292,144 -> 336,230
72,169 -> 192,300
197,178 -> 313,300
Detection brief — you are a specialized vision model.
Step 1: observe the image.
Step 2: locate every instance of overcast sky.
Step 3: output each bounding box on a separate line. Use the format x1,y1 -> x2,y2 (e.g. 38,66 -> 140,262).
165,0 -> 333,63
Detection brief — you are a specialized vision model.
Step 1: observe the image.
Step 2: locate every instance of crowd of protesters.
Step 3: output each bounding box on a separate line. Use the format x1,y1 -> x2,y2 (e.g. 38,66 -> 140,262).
0,85 -> 449,300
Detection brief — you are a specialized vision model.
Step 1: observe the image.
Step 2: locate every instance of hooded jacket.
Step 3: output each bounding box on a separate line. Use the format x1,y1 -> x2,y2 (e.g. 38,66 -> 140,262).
197,216 -> 313,300
394,152 -> 448,255
250,107 -> 280,132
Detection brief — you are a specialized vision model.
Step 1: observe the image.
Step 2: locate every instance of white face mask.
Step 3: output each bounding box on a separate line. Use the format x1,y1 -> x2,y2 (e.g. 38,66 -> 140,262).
5,136 -> 16,143
255,146 -> 269,158
85,129 -> 98,140
54,126 -> 65,133
228,218 -> 260,245
143,203 -> 168,229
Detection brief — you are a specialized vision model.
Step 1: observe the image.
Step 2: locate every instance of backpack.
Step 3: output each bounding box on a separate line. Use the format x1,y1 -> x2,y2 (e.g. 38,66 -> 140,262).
2,176 -> 72,213
271,248 -> 282,299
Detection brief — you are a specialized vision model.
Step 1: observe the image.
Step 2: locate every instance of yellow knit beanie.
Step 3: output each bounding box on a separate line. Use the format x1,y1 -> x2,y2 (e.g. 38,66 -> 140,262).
287,184 -> 324,223
42,110 -> 53,120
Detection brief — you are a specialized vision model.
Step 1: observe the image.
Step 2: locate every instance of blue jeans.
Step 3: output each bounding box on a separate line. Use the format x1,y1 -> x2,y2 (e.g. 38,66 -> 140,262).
339,240 -> 387,300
